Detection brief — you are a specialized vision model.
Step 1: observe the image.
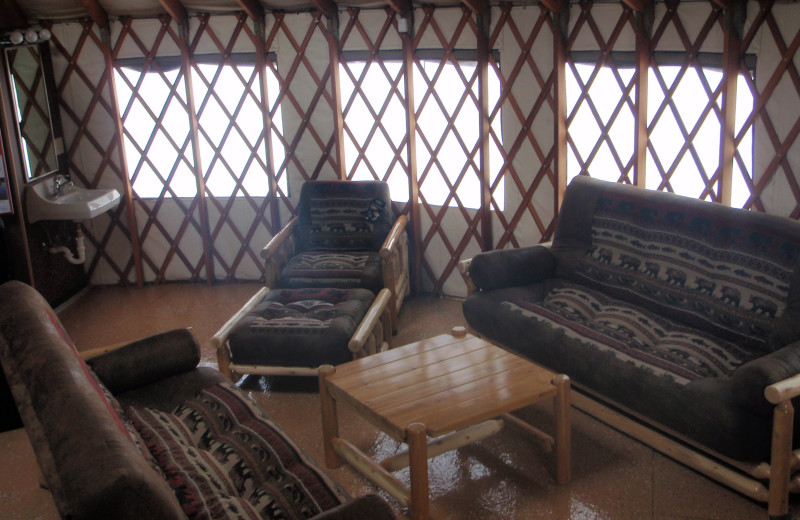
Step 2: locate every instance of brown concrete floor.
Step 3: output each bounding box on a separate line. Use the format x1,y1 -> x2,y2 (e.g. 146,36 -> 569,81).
1,282 -> 797,519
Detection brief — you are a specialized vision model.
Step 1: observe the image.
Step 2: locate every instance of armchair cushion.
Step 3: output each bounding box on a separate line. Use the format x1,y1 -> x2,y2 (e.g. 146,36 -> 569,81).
279,251 -> 384,294
227,288 -> 376,367
294,181 -> 394,253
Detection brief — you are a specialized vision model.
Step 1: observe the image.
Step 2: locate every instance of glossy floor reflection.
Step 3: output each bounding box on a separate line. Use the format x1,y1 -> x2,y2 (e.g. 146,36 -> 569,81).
1,283 -> 797,519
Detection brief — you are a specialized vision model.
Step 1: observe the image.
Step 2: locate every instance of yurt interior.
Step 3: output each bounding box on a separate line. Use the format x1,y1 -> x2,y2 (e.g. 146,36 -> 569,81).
2,0 -> 800,518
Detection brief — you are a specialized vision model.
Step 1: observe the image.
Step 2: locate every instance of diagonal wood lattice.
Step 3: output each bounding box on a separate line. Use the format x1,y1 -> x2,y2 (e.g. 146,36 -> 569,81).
35,2 -> 800,294
112,16 -> 208,283
46,20 -> 136,283
490,4 -> 558,250
338,8 -> 410,207
738,0 -> 800,216
646,0 -> 725,200
565,2 -> 637,185
412,6 -> 486,295
188,13 -> 280,282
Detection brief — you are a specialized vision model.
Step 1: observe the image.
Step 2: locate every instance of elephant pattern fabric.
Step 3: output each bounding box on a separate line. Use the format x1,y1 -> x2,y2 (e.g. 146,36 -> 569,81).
573,194 -> 800,353
127,383 -> 345,520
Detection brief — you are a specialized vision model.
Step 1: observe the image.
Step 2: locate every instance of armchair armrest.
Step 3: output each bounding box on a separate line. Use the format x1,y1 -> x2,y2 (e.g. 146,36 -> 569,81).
380,214 -> 408,260
261,217 -> 298,287
465,244 -> 556,292
210,286 -> 271,380
86,328 -> 200,394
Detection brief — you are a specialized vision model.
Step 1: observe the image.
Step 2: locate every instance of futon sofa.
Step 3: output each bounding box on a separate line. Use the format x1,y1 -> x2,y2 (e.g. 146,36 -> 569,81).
461,176 -> 800,517
0,280 -> 395,520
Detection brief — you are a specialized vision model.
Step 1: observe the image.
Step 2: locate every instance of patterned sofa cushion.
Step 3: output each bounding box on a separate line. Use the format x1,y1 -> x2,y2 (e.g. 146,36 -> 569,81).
227,288 -> 375,367
505,282 -> 758,385
554,177 -> 800,353
127,382 -> 347,520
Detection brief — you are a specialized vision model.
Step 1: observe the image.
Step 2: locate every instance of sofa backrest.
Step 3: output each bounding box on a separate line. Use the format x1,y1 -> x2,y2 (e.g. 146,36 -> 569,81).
0,281 -> 185,520
294,180 -> 395,252
552,177 -> 800,353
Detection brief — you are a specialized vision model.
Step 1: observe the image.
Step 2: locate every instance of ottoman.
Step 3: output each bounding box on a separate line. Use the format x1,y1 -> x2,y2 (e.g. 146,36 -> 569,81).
212,287 -> 392,379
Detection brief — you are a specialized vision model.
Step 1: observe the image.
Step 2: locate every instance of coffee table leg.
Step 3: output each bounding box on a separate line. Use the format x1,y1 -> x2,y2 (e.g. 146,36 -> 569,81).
407,422 -> 430,520
319,365 -> 342,469
553,374 -> 571,484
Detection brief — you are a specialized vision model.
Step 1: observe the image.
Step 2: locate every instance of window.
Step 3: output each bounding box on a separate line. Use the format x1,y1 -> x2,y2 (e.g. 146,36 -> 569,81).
339,50 -> 503,209
114,54 -> 285,199
567,52 -> 754,205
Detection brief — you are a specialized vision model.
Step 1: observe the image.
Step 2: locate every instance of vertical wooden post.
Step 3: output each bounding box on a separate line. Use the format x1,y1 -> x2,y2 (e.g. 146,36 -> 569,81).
544,0 -> 569,210
717,0 -> 745,205
553,373 -> 571,485
179,16 -> 214,285
768,400 -> 793,519
318,364 -> 342,468
477,6 -> 493,252
320,8 -> 347,180
243,4 -> 283,231
632,1 -> 653,188
401,9 -> 422,296
95,10 -> 145,287
407,422 -> 430,520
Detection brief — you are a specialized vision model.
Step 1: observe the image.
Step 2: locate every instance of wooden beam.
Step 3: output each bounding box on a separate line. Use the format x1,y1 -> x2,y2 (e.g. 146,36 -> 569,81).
539,0 -> 567,15
462,0 -> 489,16
235,0 -> 263,22
402,13 -> 422,295
386,0 -> 412,17
80,0 -> 109,30
311,0 -> 338,19
552,2 -> 569,209
633,1 -> 653,188
717,0 -> 745,205
156,0 -> 188,26
0,0 -> 27,30
477,7 -> 493,251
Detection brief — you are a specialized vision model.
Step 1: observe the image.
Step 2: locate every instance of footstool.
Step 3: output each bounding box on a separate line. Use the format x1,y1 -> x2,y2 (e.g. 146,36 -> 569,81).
212,287 -> 392,380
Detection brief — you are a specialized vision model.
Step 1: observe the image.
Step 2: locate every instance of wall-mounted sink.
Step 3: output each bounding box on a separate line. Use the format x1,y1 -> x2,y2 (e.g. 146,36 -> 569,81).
27,179 -> 121,223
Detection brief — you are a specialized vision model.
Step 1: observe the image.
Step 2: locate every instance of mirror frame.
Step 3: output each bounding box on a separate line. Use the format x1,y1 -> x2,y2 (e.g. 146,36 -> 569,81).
3,40 -> 67,184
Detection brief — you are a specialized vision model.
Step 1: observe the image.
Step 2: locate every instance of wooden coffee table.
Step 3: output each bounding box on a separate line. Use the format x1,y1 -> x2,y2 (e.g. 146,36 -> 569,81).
318,329 -> 571,520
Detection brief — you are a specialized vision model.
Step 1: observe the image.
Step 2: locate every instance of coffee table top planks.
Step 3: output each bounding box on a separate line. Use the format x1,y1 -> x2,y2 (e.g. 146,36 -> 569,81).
324,333 -> 559,441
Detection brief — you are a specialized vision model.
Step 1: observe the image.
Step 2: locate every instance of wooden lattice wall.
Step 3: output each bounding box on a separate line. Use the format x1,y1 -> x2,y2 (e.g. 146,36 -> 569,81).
43,1 -> 800,297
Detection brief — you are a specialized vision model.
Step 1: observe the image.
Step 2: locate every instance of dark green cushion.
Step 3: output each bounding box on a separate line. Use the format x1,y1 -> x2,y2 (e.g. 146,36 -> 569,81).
227,288 -> 375,368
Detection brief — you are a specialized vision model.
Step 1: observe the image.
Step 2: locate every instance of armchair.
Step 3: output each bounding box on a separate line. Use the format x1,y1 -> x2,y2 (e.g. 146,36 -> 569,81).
262,181 -> 409,333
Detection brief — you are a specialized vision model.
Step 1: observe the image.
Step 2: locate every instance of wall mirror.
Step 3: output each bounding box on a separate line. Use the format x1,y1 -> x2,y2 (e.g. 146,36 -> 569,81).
4,41 -> 66,182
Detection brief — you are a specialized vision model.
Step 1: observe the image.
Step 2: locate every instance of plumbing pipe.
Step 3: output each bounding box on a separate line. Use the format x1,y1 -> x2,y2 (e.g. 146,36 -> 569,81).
49,226 -> 85,265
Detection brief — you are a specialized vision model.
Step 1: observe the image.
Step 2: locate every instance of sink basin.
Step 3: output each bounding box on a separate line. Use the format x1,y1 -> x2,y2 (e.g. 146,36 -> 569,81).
27,180 -> 121,223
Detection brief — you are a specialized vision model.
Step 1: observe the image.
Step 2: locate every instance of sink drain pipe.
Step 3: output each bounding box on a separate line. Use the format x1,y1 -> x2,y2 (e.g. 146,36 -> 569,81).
49,225 -> 85,265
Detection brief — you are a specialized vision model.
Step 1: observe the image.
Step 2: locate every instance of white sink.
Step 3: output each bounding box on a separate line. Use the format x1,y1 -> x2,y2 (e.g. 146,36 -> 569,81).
27,180 -> 121,223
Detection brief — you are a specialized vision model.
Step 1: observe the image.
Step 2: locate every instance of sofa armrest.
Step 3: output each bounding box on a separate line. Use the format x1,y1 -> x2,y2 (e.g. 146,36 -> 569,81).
86,328 -> 201,394
731,341 -> 800,412
465,244 -> 556,292
312,495 -> 395,520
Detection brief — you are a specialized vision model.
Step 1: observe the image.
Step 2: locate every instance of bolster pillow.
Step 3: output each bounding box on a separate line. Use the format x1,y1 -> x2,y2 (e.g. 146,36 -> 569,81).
87,328 -> 200,394
730,341 -> 800,414
469,245 -> 556,291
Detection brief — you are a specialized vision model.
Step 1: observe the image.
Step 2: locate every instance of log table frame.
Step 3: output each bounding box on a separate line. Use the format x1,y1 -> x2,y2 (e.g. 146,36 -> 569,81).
318,329 -> 571,520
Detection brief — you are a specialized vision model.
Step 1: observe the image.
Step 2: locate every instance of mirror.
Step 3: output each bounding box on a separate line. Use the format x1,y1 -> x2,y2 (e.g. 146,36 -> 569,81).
4,41 -> 65,182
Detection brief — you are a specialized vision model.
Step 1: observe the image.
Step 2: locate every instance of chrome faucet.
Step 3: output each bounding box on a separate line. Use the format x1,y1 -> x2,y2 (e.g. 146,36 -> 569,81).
52,175 -> 72,199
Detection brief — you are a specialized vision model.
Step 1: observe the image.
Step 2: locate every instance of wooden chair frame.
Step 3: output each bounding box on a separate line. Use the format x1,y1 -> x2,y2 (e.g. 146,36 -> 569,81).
260,214 -> 410,334
211,287 -> 392,381
459,256 -> 800,520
